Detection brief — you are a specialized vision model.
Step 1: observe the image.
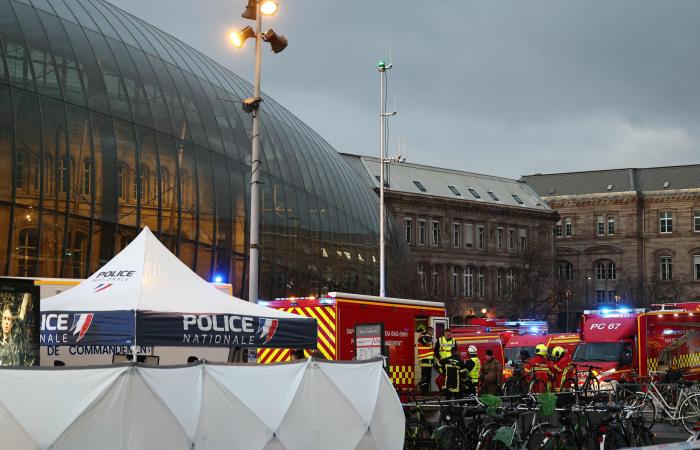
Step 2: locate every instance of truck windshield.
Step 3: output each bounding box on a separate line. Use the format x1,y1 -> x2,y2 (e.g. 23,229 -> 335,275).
573,342 -> 623,363
505,347 -> 536,363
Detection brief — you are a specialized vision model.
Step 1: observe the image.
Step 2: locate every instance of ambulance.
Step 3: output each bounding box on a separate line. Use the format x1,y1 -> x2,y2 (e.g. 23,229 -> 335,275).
575,305 -> 700,384
257,292 -> 447,389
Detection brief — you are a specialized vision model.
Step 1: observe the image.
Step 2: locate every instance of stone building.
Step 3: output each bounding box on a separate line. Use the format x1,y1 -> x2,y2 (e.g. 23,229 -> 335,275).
523,164 -> 700,311
343,154 -> 557,318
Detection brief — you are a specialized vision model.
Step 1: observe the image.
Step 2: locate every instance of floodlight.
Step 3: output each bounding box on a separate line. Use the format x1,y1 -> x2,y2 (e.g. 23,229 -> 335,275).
230,26 -> 255,48
262,29 -> 288,53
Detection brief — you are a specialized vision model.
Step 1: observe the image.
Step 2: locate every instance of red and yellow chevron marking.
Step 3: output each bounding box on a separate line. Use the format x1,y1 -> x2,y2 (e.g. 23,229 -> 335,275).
257,305 -> 337,364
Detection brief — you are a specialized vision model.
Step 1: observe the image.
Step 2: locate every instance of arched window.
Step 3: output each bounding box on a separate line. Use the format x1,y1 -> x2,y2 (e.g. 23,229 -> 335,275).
134,165 -> 149,202
596,260 -> 617,280
659,255 -> 673,281
417,264 -> 425,293
58,156 -> 72,194
477,269 -> 485,298
497,268 -> 504,298
507,268 -> 515,291
452,266 -> 459,296
464,266 -> 474,298
559,261 -> 574,281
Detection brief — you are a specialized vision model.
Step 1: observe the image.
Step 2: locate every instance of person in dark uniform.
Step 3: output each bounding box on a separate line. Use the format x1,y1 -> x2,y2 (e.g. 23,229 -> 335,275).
441,346 -> 464,400
416,326 -> 434,395
460,346 -> 478,396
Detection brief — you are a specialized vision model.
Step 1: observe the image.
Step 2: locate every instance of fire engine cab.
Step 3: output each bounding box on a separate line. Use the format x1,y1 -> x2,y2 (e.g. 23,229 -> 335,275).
576,305 -> 700,383
257,292 -> 447,389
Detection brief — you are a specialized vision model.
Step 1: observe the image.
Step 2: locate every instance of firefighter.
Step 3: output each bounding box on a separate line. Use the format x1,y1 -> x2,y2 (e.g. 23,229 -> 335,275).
526,343 -> 554,393
551,346 -> 574,392
416,326 -> 435,395
434,328 -> 456,360
459,345 -> 480,396
441,346 -> 464,400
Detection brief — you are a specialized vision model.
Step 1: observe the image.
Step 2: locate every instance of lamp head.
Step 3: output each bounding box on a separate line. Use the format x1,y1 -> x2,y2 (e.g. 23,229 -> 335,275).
241,0 -> 257,20
262,29 -> 288,53
230,26 -> 255,48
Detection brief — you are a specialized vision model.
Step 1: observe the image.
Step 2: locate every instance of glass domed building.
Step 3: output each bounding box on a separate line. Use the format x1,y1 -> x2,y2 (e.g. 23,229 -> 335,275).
0,0 -> 408,299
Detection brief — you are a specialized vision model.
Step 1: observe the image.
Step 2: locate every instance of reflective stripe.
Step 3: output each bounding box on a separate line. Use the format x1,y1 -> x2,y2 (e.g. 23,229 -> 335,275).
417,345 -> 434,360
438,337 -> 455,359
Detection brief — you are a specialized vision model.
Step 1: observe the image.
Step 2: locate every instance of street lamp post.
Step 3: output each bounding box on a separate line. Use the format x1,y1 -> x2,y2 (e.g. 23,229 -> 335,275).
377,59 -> 398,297
230,1 -> 287,303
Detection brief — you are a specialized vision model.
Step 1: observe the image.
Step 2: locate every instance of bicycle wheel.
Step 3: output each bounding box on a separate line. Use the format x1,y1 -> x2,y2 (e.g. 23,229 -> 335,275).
602,429 -> 627,450
680,393 -> 700,434
406,418 -> 432,449
476,423 -> 501,450
526,423 -> 556,450
581,376 -> 599,396
620,393 -> 656,430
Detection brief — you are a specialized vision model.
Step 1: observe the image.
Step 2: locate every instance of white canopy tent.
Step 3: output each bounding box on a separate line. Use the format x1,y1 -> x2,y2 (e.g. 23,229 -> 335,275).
0,359 -> 404,449
40,227 -> 316,349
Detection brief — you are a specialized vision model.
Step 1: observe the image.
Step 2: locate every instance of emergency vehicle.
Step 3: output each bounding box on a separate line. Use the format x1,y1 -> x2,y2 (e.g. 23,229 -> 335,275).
257,292 -> 447,389
451,327 -> 506,368
575,305 -> 700,383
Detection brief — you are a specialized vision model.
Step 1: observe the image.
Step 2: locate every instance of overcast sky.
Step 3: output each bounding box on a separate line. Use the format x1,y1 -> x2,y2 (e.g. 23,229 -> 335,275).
109,0 -> 700,179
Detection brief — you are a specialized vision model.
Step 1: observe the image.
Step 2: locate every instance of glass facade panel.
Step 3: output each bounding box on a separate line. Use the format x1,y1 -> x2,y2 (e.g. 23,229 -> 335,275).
0,0 -> 411,299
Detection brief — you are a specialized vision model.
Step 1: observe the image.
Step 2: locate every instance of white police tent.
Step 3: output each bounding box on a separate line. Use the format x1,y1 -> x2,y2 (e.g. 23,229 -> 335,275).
0,358 -> 404,450
40,227 -> 317,351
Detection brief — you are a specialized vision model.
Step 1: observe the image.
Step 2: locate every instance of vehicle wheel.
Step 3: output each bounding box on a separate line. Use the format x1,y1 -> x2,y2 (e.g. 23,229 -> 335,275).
621,393 -> 656,430
680,393 -> 700,435
526,423 -> 556,450
602,430 -> 627,450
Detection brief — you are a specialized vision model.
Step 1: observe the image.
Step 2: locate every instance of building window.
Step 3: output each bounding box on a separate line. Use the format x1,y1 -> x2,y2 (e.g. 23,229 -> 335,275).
453,223 -> 461,248
519,229 -> 527,251
659,212 -> 673,234
15,152 -> 25,190
596,262 -> 605,280
595,261 -> 616,280
404,218 -> 412,244
597,216 -> 605,236
161,168 -> 170,204
452,267 -> 459,296
464,266 -> 474,298
554,220 -> 562,238
477,269 -> 485,298
33,157 -> 39,191
468,188 -> 481,199
507,269 -> 515,291
418,264 -> 425,292
448,185 -> 461,196
431,221 -> 441,246
693,211 -> 700,232
508,229 -> 515,251
17,228 -> 38,276
607,262 -> 616,280
477,225 -> 485,250
496,227 -> 504,251
413,180 -> 427,192
694,255 -> 700,281
134,166 -> 149,201
659,256 -> 673,281
559,262 -> 574,281
596,290 -> 606,304
432,267 -> 439,293
464,224 -> 473,249
118,164 -> 126,199
488,191 -> 499,201
82,159 -> 92,194
59,156 -> 70,194
607,216 -> 615,235
497,269 -> 503,297
418,220 -> 426,245
512,194 -> 524,204
564,217 -> 573,237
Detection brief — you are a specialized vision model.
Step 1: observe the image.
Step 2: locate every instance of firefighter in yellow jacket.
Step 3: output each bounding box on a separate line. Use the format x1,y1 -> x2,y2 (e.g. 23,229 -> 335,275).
416,326 -> 434,394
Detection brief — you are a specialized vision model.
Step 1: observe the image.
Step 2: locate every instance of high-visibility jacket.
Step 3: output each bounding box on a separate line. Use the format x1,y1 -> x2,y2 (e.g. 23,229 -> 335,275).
469,356 -> 481,383
553,355 -> 575,391
417,333 -> 434,367
435,336 -> 456,360
526,355 -> 554,392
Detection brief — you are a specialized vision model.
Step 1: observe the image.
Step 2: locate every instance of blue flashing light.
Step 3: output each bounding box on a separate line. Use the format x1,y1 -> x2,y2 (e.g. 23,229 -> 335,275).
213,275 -> 223,283
530,326 -> 538,333
617,307 -> 629,314
600,308 -> 612,314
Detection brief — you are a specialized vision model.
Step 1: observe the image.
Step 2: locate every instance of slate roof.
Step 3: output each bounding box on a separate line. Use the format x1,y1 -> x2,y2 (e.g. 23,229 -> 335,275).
341,154 -> 551,211
522,164 -> 700,197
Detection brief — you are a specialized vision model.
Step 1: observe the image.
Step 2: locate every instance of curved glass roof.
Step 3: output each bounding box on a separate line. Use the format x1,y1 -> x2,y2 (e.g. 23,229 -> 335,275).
0,0 -> 409,299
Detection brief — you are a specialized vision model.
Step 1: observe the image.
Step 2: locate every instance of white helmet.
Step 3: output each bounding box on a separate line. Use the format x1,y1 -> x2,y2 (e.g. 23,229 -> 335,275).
468,345 -> 477,355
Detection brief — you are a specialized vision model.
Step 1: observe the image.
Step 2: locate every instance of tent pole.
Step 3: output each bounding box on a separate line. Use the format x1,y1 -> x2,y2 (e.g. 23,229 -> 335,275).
133,309 -> 138,363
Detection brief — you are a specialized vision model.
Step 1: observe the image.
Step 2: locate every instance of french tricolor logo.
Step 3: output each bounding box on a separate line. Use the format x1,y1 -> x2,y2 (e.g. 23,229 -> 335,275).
257,318 -> 279,345
94,283 -> 112,293
70,313 -> 94,342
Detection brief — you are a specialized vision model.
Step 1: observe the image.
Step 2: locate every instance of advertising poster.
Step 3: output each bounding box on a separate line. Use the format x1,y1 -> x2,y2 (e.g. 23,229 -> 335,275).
0,283 -> 39,366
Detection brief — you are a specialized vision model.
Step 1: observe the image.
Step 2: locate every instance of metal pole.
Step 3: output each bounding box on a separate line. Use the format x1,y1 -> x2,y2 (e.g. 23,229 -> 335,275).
379,68 -> 385,298
248,5 -> 263,304
566,295 -> 569,332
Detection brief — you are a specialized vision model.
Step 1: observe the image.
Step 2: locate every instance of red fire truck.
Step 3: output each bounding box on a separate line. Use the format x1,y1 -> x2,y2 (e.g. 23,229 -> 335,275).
575,305 -> 700,384
257,292 -> 447,389
502,333 -> 580,378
